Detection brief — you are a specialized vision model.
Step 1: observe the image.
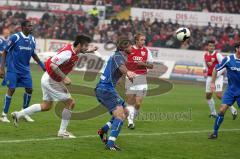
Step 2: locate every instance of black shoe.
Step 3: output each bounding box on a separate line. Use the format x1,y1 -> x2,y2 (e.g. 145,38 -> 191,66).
208,133 -> 218,139
128,124 -> 135,130
105,144 -> 121,151
232,111 -> 237,120
209,114 -> 217,118
97,128 -> 108,144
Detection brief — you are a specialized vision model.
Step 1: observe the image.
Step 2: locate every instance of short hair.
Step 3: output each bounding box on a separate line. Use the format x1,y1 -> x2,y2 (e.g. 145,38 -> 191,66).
134,32 -> 145,42
73,35 -> 91,47
234,42 -> 240,50
116,36 -> 132,51
207,40 -> 215,44
21,20 -> 31,27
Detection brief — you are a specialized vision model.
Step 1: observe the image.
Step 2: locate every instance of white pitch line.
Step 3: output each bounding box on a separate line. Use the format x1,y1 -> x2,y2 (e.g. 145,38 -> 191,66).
0,128 -> 240,144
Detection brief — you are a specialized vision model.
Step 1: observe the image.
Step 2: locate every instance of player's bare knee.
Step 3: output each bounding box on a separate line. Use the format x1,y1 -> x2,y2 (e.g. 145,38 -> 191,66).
7,88 -> 15,96
219,105 -> 228,115
25,88 -> 33,94
206,93 -> 212,99
41,103 -> 52,111
216,93 -> 222,99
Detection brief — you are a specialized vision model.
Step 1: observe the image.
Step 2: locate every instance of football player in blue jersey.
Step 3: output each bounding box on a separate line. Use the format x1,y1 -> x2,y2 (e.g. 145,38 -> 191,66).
0,20 -> 46,123
208,42 -> 240,139
0,28 -> 10,64
95,37 -> 136,151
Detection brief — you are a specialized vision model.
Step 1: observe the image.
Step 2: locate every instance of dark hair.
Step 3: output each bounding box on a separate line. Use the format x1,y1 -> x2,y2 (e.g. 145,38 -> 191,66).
234,42 -> 240,50
116,36 -> 132,51
73,35 -> 91,47
207,40 -> 215,44
21,20 -> 31,27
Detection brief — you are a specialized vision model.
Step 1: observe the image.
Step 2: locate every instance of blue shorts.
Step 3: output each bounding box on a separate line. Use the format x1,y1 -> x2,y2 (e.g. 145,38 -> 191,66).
95,87 -> 125,113
2,71 -> 32,89
222,90 -> 240,107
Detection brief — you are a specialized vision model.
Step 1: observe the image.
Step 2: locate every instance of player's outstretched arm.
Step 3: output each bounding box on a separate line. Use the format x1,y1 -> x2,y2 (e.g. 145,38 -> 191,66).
137,61 -> 153,69
0,50 -> 7,78
32,54 -> 46,71
119,64 -> 136,82
83,45 -> 98,54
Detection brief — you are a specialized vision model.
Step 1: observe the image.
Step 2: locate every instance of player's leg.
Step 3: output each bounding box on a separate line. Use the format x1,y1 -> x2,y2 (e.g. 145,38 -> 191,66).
22,88 -> 35,122
11,101 -> 53,127
125,76 -> 136,128
106,105 -> 126,151
0,88 -> 15,122
215,75 -> 237,119
208,104 -> 228,139
57,98 -> 76,138
125,93 -> 136,129
0,72 -> 17,123
95,88 -> 125,150
206,76 -> 217,117
208,90 -> 235,139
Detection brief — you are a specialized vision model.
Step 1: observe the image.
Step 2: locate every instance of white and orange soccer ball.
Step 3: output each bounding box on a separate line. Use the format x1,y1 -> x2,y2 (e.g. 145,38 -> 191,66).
175,27 -> 191,41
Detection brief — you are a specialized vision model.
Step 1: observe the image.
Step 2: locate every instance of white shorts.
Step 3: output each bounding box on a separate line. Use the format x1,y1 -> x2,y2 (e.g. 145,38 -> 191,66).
41,72 -> 71,101
125,74 -> 148,97
206,75 -> 223,93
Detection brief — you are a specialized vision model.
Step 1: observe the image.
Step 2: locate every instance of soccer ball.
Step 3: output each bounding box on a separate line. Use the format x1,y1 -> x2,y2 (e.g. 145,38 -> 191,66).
175,27 -> 191,41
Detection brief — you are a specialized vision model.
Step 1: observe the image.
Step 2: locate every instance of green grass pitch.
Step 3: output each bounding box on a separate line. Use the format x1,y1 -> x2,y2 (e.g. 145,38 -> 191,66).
0,65 -> 239,159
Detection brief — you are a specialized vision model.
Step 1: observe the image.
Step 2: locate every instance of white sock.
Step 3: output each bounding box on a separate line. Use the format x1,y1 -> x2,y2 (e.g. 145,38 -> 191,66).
17,104 -> 41,118
126,105 -> 135,124
207,98 -> 216,115
59,108 -> 72,133
229,106 -> 237,114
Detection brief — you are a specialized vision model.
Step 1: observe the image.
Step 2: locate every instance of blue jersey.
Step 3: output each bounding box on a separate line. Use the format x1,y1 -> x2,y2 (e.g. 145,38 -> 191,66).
5,32 -> 36,74
216,54 -> 240,96
0,36 -> 7,63
0,36 -> 11,68
97,51 -> 127,89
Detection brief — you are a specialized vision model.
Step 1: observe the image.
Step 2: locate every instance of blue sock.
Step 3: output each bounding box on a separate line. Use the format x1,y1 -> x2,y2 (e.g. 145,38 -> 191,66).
3,95 -> 12,114
213,114 -> 224,135
102,117 -> 115,133
106,118 -> 123,147
23,93 -> 32,109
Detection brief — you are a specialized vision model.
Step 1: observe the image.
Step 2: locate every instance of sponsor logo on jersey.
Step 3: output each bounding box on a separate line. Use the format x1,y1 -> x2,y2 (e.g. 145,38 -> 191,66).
133,56 -> 143,61
19,46 -> 32,51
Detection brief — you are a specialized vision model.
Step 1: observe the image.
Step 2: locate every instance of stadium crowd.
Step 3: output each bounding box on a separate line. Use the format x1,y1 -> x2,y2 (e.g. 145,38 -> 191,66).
135,0 -> 240,14
27,0 -> 240,14
0,9 -> 239,52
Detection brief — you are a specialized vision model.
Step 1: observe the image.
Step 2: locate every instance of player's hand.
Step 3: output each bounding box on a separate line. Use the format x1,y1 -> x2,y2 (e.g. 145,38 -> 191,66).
210,82 -> 215,92
87,45 -> 98,53
137,61 -> 147,69
0,67 -> 5,79
63,76 -> 71,85
127,71 -> 136,83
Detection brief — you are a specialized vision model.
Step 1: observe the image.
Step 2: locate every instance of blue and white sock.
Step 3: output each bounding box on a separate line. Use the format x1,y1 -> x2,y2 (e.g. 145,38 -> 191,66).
102,117 -> 114,133
106,118 -> 123,147
3,94 -> 12,114
213,114 -> 224,135
23,93 -> 32,109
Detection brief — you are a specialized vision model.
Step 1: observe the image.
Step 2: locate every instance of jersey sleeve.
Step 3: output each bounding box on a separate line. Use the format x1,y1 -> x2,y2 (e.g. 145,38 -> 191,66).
5,34 -> 19,53
146,48 -> 154,63
31,36 -> 37,55
0,38 -> 4,53
216,53 -> 224,63
113,54 -> 125,69
51,50 -> 72,66
203,55 -> 208,71
215,56 -> 230,71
